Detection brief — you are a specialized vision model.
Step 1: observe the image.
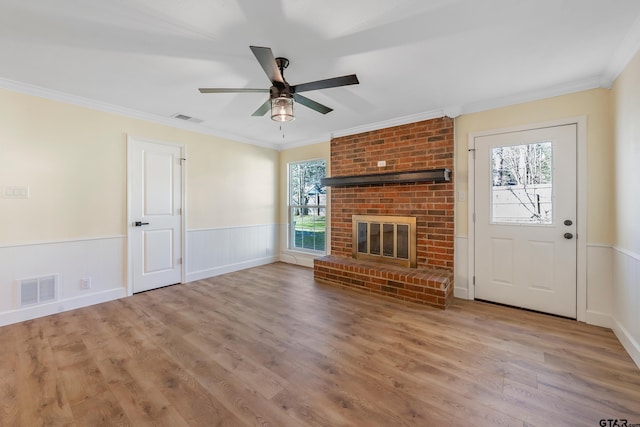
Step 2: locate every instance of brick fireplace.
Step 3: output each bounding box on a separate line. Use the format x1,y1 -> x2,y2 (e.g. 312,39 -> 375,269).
313,117 -> 454,309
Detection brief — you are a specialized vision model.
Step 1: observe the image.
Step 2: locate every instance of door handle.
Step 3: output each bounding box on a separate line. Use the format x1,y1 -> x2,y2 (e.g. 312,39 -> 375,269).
134,221 -> 150,227
563,232 -> 573,240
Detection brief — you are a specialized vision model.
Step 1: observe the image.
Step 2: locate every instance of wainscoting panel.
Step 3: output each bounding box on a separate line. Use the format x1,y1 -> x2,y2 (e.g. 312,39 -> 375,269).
613,247 -> 640,368
586,244 -> 613,327
454,236 -> 469,299
185,224 -> 279,283
0,236 -> 127,326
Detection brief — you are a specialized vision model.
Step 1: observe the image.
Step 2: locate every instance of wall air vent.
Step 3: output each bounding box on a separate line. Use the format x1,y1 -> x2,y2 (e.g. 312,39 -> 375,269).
172,113 -> 203,123
18,274 -> 58,307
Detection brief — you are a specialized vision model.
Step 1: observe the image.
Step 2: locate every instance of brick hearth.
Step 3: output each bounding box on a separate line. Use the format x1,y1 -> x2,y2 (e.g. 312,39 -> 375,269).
314,117 -> 455,309
315,255 -> 453,308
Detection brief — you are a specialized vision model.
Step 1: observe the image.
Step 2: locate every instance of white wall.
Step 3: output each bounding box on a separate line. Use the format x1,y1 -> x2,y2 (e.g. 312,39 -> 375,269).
0,87 -> 280,326
612,48 -> 640,367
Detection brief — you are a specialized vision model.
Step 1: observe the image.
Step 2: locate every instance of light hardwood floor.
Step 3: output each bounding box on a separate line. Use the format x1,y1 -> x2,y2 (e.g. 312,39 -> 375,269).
1,262 -> 639,426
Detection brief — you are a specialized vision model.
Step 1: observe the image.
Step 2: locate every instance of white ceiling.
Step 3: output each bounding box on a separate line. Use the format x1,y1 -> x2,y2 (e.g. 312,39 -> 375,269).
1,0 -> 639,149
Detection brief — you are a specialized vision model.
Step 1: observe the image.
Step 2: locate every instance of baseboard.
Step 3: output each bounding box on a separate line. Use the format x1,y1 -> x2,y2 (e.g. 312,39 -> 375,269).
454,286 -> 469,299
585,310 -> 613,328
185,256 -> 279,283
612,318 -> 640,369
0,287 -> 127,327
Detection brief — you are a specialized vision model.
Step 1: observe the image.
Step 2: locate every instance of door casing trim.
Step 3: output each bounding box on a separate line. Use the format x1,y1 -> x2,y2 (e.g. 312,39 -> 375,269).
467,116 -> 587,321
126,135 -> 187,296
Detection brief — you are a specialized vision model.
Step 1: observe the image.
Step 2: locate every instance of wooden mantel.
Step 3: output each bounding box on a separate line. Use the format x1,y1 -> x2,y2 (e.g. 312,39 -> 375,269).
321,168 -> 450,187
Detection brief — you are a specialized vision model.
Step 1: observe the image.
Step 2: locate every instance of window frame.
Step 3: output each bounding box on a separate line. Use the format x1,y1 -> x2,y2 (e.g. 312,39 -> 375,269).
287,158 -> 327,254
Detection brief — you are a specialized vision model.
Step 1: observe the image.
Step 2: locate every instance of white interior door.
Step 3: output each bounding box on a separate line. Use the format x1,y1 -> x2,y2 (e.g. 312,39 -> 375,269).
473,124 -> 577,318
129,137 -> 183,293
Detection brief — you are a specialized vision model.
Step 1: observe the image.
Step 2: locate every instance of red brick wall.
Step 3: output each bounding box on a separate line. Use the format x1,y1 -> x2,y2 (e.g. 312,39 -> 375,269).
329,117 -> 454,271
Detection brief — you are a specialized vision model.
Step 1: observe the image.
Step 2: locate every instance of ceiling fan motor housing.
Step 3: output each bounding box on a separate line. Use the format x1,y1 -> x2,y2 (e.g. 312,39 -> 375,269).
270,85 -> 292,100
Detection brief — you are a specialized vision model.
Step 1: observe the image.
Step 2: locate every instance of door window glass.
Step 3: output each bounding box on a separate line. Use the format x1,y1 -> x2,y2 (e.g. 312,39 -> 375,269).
491,142 -> 552,224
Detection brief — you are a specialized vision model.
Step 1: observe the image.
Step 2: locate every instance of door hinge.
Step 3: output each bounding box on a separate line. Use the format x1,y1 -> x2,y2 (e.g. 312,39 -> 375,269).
177,208 -> 181,215
473,212 -> 476,222
177,258 -> 182,265
472,275 -> 475,285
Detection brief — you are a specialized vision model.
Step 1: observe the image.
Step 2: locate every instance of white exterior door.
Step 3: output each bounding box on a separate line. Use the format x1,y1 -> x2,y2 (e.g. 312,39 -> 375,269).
129,137 -> 183,293
473,124 -> 577,318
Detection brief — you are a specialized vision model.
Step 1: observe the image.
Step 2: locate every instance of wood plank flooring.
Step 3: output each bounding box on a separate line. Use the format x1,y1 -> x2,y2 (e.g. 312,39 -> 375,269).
1,262 -> 639,426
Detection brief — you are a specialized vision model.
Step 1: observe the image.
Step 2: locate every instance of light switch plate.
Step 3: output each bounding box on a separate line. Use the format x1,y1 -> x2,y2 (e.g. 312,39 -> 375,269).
2,186 -> 29,199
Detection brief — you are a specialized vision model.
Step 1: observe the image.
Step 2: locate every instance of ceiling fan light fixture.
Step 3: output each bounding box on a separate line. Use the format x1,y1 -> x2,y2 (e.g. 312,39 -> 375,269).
271,96 -> 294,122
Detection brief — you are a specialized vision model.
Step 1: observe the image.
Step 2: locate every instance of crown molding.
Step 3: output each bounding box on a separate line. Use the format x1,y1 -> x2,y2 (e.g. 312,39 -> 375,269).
295,74 -> 604,145
601,13 -> 640,88
460,76 -> 603,116
331,109 -> 445,139
0,77 -> 280,150
0,66 -> 625,153
277,134 -> 331,151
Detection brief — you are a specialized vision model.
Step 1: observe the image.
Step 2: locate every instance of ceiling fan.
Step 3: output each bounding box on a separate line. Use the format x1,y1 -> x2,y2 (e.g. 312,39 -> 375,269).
199,46 -> 359,122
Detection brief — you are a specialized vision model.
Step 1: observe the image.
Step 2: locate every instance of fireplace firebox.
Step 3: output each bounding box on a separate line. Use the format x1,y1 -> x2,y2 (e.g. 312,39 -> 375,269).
352,215 -> 417,268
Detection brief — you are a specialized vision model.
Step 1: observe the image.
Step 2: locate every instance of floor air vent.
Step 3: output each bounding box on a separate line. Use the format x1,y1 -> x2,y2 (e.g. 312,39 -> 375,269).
19,275 -> 58,307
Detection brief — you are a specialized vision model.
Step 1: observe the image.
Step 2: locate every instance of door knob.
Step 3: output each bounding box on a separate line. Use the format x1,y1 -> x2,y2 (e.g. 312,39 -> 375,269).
564,219 -> 573,226
564,232 -> 573,239
134,221 -> 150,227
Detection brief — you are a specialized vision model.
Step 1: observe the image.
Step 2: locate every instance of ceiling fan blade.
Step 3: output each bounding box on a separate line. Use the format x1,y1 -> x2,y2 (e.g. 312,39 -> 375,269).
249,46 -> 284,84
252,99 -> 272,116
292,74 -> 359,93
293,94 -> 333,114
199,88 -> 269,93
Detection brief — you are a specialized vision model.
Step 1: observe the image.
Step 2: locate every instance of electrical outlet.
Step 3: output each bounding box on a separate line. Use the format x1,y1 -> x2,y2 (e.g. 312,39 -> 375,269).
80,278 -> 92,290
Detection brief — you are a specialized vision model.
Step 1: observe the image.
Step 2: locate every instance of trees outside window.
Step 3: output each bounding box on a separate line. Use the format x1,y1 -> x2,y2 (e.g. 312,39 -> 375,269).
491,142 -> 553,224
289,159 -> 326,252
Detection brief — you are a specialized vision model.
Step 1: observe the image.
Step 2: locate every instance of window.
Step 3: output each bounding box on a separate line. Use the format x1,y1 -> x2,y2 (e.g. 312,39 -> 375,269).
491,142 -> 552,224
289,159 -> 326,252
